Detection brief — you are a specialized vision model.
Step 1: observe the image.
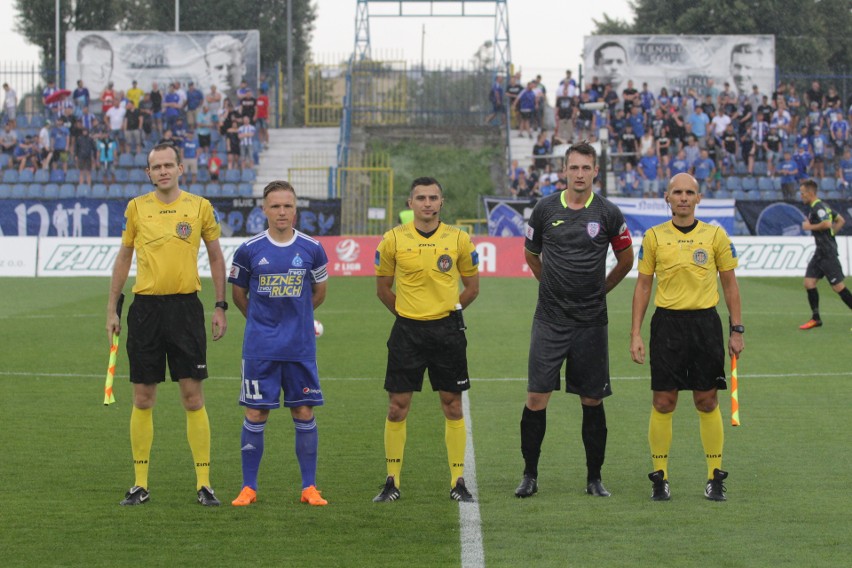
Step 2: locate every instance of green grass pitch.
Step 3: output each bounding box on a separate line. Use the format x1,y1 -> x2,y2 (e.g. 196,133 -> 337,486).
0,276 -> 849,567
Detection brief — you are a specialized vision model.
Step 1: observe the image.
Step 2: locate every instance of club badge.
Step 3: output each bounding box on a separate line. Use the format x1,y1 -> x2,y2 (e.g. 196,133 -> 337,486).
175,221 -> 192,239
587,222 -> 600,238
292,253 -> 304,267
693,248 -> 708,265
437,254 -> 453,272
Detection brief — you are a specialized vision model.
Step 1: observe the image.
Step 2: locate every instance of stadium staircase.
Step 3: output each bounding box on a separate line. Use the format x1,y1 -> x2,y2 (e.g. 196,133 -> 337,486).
253,127 -> 339,196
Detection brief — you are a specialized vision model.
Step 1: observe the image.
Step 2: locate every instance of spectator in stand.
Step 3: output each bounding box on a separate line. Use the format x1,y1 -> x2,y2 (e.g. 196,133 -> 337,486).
511,169 -> 533,197
514,82 -> 537,139
639,129 -> 655,159
576,92 -> 596,141
793,144 -> 813,182
693,149 -> 716,193
747,84 -> 763,113
705,78 -> 720,102
806,101 -> 824,134
206,85 -> 223,124
150,82 -> 164,136
639,82 -> 656,119
208,147 -> 223,181
505,74 -> 523,127
138,94 -> 153,141
668,148 -> 690,178
174,81 -> 188,117
700,94 -> 716,118
73,80 -> 91,118
771,101 -> 792,138
638,148 -> 661,197
38,120 -> 53,170
100,82 -> 115,116
186,82 -> 204,129
656,125 -> 672,160
830,112 -> 849,167
485,75 -> 506,126
256,88 -> 270,149
684,135 -> 701,170
75,127 -> 95,186
196,104 -> 214,153
650,108 -> 666,139
810,125 -> 829,179
532,131 -> 551,170
721,124 -> 739,175
124,100 -> 143,155
688,106 -> 710,146
3,83 -> 18,124
764,126 -> 782,176
796,125 -> 811,152
617,161 -> 640,196
182,126 -> 200,185
618,122 -> 639,166
559,70 -> 578,97
778,151 -> 799,199
622,80 -> 639,116
226,114 -> 241,170
14,136 -> 38,172
219,97 -> 238,130
710,106 -> 731,142
739,128 -> 756,176
240,89 -> 257,123
105,99 -> 127,154
43,78 -> 59,120
786,83 -> 802,131
628,105 -> 645,138
68,117 -> 82,163
163,84 -> 182,134
805,80 -> 825,110
237,80 -> 250,101
751,115 -> 769,159
127,80 -> 144,109
836,148 -> 852,192
97,135 -> 118,184
532,75 -> 547,132
50,119 -> 71,173
602,83 -> 619,118
1,121 -> 17,156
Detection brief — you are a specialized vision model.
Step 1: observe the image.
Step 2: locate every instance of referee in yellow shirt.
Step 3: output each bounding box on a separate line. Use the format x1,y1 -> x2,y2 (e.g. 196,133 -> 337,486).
630,172 -> 744,502
372,177 -> 480,503
107,142 -> 228,506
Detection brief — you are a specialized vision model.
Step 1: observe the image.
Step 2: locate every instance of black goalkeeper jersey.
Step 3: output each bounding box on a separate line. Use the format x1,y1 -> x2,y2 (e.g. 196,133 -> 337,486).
808,199 -> 838,258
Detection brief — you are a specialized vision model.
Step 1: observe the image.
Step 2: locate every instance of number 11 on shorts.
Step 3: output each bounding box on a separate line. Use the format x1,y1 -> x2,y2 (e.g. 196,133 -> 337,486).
243,379 -> 262,400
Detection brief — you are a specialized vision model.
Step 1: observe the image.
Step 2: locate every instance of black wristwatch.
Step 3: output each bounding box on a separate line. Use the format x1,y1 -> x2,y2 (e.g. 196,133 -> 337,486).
730,324 -> 745,334
214,301 -> 229,311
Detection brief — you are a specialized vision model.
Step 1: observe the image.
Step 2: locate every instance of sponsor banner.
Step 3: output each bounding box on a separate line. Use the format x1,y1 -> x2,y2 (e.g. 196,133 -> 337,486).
610,197 -> 735,236
66,31 -> 260,103
0,236 -> 38,276
0,197 -> 341,238
584,35 -> 775,101
735,199 -> 852,237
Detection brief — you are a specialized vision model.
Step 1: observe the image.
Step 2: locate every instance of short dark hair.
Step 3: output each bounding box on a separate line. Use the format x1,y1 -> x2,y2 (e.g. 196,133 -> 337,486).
263,180 -> 296,199
594,41 -> 626,66
76,34 -> 113,65
147,142 -> 181,168
565,141 -> 598,167
799,179 -> 818,194
409,176 -> 443,196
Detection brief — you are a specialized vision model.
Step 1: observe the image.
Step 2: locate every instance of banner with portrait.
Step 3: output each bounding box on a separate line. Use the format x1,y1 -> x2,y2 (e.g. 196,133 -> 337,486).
65,30 -> 260,102
734,199 -> 852,236
583,35 -> 775,100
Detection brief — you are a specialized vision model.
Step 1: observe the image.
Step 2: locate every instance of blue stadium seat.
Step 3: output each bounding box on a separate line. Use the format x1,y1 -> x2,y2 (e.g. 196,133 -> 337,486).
820,177 -> 836,192
189,183 -> 205,195
216,138 -> 227,153
134,153 -> 148,168
65,169 -> 80,183
0,183 -> 11,198
114,168 -> 130,182
714,188 -> 732,199
118,153 -> 134,168
238,183 -> 253,197
773,177 -> 783,191
725,176 -> 741,191
204,183 -> 222,197
91,183 -> 109,198
123,184 -> 140,198
29,115 -> 44,128
825,188 -> 842,200
2,170 -> 18,183
240,169 -> 256,183
42,183 -> 60,199
197,168 -> 210,183
18,170 -> 34,183
49,168 -> 65,183
76,183 -> 92,198
223,169 -> 241,183
59,183 -> 76,198
741,177 -> 757,192
34,169 -> 50,183
734,162 -> 748,175
11,183 -> 27,198
221,183 -> 238,197
129,169 -> 148,183
753,161 -> 768,176
15,115 -> 28,128
0,154 -> 9,168
26,183 -> 45,198
757,177 -> 774,191
732,189 -> 748,201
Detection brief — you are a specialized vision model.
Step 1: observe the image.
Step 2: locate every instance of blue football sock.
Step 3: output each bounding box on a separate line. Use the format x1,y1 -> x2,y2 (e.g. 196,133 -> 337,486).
240,418 -> 266,490
293,416 -> 318,489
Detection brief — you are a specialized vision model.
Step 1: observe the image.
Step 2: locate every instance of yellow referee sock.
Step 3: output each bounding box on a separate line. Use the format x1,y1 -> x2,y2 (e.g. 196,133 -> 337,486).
648,407 -> 673,479
445,418 -> 466,487
384,418 -> 406,488
186,407 -> 212,490
698,406 -> 724,479
129,406 -> 153,490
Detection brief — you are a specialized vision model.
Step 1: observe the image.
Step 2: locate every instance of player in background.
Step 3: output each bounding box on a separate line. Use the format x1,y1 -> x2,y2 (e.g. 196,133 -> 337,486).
107,142 -> 228,507
630,172 -> 744,502
515,142 -> 634,499
797,179 -> 851,329
373,177 -> 480,503
229,181 -> 329,507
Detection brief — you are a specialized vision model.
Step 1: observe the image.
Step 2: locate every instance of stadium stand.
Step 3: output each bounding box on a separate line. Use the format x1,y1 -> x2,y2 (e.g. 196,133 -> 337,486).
238,182 -> 253,196
3,170 -> 18,183
189,183 -> 205,195
58,183 -> 76,198
42,183 -> 60,199
34,169 -> 50,183
76,184 -> 91,198
91,184 -> 109,198
18,170 -> 34,183
205,183 -> 222,197
221,183 -> 238,197
223,169 -> 241,183
741,177 -> 757,192
49,169 -> 65,183
11,183 -> 26,198
65,169 -> 80,184
118,153 -> 134,168
0,183 -> 11,198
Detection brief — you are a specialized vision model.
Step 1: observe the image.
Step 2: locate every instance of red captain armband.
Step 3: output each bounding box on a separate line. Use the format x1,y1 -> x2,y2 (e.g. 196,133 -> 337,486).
609,223 -> 633,252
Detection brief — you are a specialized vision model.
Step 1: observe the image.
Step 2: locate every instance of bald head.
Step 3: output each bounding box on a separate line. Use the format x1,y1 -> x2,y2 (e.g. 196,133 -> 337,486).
667,173 -> 699,194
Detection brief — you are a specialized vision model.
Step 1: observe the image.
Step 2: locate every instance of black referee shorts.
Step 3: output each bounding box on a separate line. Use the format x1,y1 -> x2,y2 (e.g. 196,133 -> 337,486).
649,307 -> 726,392
126,293 -> 208,384
805,253 -> 845,286
384,315 -> 470,393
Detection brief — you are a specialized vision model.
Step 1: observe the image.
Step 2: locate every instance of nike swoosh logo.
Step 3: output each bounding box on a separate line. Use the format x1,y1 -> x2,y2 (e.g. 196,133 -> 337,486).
551,220 -> 565,226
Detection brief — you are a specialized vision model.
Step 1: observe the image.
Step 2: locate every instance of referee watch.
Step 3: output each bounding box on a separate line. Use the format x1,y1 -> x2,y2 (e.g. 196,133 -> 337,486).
730,324 -> 745,334
214,301 -> 229,311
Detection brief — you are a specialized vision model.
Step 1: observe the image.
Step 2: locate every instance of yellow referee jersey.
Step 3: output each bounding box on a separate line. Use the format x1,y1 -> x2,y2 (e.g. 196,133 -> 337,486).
637,220 -> 738,310
375,222 -> 479,320
122,190 -> 221,295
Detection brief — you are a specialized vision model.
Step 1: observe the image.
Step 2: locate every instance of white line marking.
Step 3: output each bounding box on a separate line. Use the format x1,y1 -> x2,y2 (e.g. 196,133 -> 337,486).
460,390 -> 484,568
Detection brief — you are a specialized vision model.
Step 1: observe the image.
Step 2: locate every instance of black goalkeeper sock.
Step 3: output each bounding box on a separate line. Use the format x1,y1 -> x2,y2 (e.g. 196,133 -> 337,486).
582,403 -> 608,482
520,406 -> 546,479
839,287 -> 852,310
807,288 -> 820,320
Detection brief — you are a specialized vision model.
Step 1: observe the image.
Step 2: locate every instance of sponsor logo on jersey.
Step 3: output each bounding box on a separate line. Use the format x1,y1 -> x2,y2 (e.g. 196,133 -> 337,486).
693,248 -> 708,265
551,220 -> 565,227
524,223 -> 534,239
258,270 -> 306,297
302,387 -> 322,395
437,254 -> 453,272
587,221 -> 600,238
258,257 -> 269,265
229,265 -> 240,279
176,221 -> 192,239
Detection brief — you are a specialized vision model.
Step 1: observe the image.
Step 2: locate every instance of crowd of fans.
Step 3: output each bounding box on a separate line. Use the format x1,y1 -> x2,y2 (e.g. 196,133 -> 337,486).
1,75 -> 270,189
489,71 -> 852,200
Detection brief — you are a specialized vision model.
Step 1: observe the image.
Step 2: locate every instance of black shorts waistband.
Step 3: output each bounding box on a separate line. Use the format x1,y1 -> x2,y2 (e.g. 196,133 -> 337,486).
654,306 -> 717,318
396,314 -> 453,327
134,292 -> 198,302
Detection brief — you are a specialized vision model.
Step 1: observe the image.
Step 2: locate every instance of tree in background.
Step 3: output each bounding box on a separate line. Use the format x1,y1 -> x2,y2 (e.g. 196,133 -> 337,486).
592,0 -> 852,75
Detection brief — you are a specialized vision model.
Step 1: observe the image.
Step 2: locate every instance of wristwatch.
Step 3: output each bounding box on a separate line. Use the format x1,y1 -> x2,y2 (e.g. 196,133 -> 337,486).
214,301 -> 229,311
730,324 -> 745,334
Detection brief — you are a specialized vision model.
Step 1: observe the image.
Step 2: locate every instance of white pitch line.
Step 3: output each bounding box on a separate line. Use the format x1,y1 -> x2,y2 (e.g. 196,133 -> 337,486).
459,390 -> 485,568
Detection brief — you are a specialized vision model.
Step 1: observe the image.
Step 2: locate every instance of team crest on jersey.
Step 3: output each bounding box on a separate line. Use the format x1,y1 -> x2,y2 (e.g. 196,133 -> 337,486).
437,254 -> 453,272
587,222 -> 600,238
292,253 -> 304,267
175,221 -> 192,239
693,248 -> 708,265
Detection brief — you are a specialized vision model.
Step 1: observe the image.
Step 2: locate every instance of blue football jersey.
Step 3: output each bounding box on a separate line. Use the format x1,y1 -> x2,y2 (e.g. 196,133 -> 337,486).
229,229 -> 329,361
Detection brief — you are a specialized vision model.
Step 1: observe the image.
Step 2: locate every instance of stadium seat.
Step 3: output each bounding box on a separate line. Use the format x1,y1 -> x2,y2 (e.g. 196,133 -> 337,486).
133,153 -> 148,168
18,169 -> 34,183
216,138 -> 227,153
34,169 -> 50,183
114,168 -> 130,183
65,169 -> 80,184
76,183 -> 92,198
820,177 -> 836,192
16,115 -> 28,128
25,183 -> 45,198
0,183 -> 11,198
11,183 -> 27,198
223,169 -> 241,183
197,168 -> 210,183
758,177 -> 774,191
129,169 -> 148,183
714,188 -> 732,199
753,161 -> 768,176
734,162 -> 748,175
123,184 -> 141,198
189,183 -> 205,195
205,183 -> 222,197
240,169 -> 256,183
91,183 -> 109,198
49,169 -> 66,183
221,183 -> 238,197
2,170 -> 18,183
118,153 -> 134,168
0,154 -> 9,168
42,183 -> 60,199
741,177 -> 757,192
725,177 -> 741,191
825,188 -> 842,200
59,183 -> 76,198
732,189 -> 748,201
773,177 -> 783,191
238,183 -> 253,197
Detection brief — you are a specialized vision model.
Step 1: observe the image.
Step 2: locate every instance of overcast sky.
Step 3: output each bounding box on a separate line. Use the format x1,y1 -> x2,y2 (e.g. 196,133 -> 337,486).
0,0 -> 633,102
